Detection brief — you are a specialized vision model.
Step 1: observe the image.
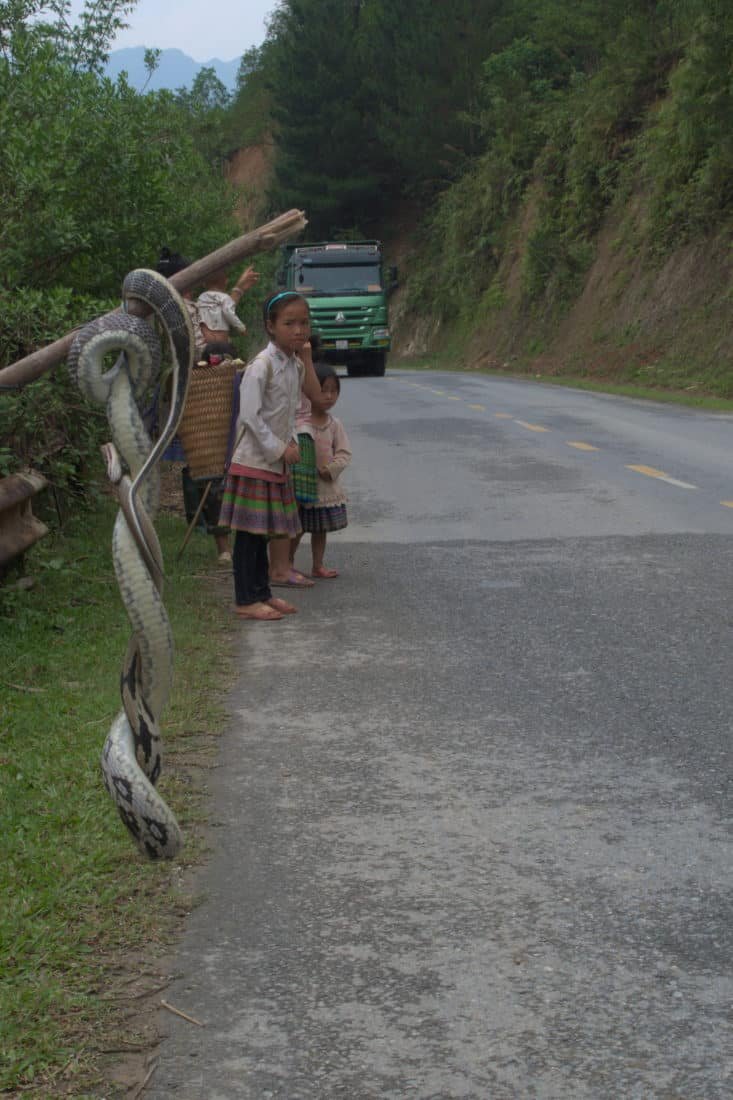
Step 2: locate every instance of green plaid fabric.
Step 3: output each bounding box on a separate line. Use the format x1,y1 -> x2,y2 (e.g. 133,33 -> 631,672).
291,433 -> 319,503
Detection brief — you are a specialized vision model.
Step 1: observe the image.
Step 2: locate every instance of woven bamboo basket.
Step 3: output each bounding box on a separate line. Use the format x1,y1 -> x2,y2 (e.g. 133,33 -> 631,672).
176,360 -> 239,479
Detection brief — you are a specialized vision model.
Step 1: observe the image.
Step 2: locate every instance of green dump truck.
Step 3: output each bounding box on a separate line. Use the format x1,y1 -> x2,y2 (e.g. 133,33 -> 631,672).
277,240 -> 396,377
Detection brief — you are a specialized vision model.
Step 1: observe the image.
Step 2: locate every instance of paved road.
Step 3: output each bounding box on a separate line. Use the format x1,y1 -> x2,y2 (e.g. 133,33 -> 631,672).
149,372 -> 733,1099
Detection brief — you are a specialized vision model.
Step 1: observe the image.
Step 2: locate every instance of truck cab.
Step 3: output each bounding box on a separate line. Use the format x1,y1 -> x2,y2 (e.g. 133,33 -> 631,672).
277,241 -> 395,377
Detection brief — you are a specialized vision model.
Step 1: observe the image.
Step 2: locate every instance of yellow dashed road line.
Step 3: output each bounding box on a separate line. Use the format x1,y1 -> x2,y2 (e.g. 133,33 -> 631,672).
515,420 -> 550,433
626,464 -> 698,490
402,384 -> 721,502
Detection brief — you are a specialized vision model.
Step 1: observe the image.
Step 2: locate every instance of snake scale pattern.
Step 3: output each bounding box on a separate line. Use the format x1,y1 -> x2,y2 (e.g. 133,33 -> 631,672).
68,269 -> 194,859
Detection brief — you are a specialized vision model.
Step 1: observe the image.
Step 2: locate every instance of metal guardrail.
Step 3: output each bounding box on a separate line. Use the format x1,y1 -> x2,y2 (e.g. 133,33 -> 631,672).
0,470 -> 49,570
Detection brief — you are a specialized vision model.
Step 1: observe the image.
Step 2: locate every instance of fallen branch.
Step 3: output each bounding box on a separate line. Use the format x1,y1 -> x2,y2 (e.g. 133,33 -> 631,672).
130,1060 -> 158,1099
160,998 -> 205,1027
0,209 -> 307,391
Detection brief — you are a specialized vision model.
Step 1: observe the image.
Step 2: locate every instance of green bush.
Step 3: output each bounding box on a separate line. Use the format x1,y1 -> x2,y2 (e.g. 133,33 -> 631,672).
642,6 -> 733,248
0,3 -> 246,510
0,287 -> 114,502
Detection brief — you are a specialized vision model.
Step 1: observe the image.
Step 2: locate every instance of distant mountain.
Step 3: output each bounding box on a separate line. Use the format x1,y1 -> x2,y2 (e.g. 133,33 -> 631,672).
105,47 -> 241,93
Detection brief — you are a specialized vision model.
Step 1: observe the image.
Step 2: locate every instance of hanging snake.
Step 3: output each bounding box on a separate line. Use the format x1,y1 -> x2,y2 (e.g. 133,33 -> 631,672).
68,269 -> 194,859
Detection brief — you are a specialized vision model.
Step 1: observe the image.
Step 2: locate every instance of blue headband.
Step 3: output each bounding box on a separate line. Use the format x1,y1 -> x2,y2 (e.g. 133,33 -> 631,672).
266,291 -> 300,315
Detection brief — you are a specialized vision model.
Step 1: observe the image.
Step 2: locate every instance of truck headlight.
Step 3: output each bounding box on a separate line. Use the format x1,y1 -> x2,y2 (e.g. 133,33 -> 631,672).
372,328 -> 389,340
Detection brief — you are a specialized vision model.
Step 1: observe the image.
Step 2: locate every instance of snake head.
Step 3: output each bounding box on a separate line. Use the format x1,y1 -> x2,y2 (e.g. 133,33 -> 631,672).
101,442 -> 123,484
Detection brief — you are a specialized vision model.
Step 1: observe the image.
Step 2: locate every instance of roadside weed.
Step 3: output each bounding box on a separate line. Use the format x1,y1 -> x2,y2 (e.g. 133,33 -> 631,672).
0,499 -> 232,1095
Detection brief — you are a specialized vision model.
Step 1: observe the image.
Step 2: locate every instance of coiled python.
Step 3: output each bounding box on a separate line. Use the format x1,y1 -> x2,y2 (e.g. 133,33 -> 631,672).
68,269 -> 194,859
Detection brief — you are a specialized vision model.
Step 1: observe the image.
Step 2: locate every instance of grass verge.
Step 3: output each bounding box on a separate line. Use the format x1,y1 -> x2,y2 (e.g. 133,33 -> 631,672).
0,494 -> 234,1097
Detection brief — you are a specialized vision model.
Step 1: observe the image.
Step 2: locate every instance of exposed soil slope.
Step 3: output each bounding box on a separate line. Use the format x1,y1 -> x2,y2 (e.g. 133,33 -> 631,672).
225,143 -> 274,229
392,190 -> 733,396
222,148 -> 732,395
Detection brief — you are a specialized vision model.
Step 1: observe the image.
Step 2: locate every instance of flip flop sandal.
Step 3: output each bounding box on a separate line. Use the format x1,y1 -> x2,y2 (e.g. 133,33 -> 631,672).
270,569 -> 315,588
234,602 -> 283,621
267,597 -> 298,615
312,567 -> 339,579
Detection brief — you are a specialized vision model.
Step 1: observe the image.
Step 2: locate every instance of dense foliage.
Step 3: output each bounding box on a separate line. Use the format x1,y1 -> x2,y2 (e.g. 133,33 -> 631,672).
258,0 -> 511,230
227,0 -> 733,314
0,0 -> 241,497
3,0 -> 733,493
0,4 -> 238,299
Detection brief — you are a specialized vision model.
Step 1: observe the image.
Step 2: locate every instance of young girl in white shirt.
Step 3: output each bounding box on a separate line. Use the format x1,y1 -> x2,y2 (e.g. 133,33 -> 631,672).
218,291 -> 315,621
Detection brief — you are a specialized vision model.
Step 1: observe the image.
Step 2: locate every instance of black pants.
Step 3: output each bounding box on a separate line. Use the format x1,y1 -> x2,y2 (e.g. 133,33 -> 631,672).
233,530 -> 271,606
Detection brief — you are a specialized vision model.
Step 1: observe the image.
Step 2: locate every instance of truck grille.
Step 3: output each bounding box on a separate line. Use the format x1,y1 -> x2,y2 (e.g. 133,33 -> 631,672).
310,305 -> 373,349
311,306 -> 370,331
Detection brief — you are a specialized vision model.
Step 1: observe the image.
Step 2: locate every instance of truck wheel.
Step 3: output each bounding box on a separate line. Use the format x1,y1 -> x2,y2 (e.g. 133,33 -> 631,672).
366,353 -> 386,377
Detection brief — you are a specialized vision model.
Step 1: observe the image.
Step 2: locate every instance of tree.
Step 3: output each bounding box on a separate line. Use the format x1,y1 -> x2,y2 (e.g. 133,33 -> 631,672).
358,0 -> 503,195
175,65 -> 232,168
0,0 -> 135,72
0,1 -> 239,300
265,0 -> 387,234
223,45 -> 273,148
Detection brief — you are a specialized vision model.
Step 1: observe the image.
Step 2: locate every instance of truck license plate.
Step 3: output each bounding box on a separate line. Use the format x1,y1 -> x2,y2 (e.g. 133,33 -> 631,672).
336,339 -> 348,350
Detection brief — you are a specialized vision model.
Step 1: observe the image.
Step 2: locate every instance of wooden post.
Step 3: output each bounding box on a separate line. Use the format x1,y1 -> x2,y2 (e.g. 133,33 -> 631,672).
0,209 -> 307,391
0,470 -> 49,570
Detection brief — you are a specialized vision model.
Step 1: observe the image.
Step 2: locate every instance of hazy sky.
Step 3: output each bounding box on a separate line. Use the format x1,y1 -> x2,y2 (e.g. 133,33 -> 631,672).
69,0 -> 277,61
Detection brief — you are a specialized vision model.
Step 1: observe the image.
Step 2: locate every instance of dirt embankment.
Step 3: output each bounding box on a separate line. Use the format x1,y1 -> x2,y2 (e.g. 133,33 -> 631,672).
225,143 -> 274,229
391,188 -> 733,394
221,151 -> 732,393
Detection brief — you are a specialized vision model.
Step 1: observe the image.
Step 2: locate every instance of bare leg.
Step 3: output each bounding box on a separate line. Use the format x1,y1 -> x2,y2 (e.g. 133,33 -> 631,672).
311,531 -> 327,572
268,537 -> 291,582
269,535 -> 314,586
311,531 -> 339,578
290,533 -> 303,566
215,532 -> 231,560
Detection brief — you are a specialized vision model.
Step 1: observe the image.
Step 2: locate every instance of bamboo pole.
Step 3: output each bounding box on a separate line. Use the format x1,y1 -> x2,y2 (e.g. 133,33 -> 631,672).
0,209 -> 307,391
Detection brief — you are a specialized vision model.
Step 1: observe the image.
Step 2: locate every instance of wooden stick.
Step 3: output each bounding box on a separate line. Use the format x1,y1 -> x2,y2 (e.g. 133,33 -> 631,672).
0,209 -> 307,391
160,998 -> 205,1027
130,1060 -> 158,1099
176,480 -> 213,561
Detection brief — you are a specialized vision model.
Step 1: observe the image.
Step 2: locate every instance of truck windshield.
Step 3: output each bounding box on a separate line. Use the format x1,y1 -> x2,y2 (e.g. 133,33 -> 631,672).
293,263 -> 382,294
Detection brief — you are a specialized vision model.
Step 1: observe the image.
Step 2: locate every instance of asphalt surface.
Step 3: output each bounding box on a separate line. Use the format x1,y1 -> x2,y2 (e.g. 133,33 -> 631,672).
148,371 -> 733,1099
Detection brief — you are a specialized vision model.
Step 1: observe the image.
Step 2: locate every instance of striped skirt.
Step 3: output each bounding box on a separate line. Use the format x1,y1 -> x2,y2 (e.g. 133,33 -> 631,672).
298,502 -> 348,534
219,472 -> 301,537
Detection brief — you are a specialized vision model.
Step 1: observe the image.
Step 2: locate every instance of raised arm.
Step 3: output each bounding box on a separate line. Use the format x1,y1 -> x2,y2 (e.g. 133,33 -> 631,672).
300,339 -> 321,402
230,265 -> 260,305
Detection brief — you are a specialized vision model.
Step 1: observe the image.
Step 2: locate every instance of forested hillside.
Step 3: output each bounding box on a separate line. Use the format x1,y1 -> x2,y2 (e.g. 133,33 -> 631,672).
3,0 -> 733,498
228,0 -> 733,394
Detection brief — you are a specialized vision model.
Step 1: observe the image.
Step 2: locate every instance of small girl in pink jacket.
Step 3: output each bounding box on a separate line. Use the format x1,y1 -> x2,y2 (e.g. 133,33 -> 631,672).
291,362 -> 352,578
